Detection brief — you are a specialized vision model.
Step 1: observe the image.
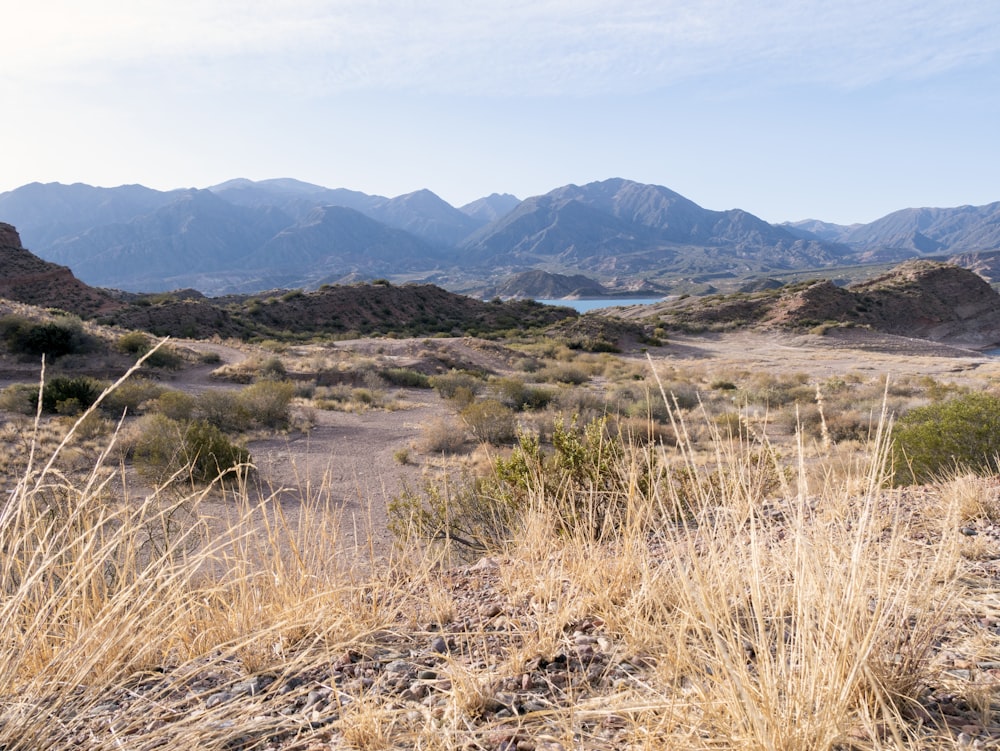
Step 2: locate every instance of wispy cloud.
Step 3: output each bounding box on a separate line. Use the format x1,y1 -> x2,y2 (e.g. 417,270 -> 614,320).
6,1 -> 1000,95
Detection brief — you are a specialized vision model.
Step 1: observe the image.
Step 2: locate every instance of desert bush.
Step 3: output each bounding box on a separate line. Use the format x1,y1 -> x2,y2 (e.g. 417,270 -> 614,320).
0,315 -> 94,358
100,377 -> 166,417
391,417 -> 662,550
418,416 -> 467,454
0,383 -> 39,415
380,368 -> 431,388
238,379 -> 296,429
460,399 -> 517,445
115,331 -> 183,368
154,390 -> 197,421
40,376 -> 106,414
132,414 -> 250,484
429,371 -> 483,400
892,392 -> 1000,484
493,377 -> 553,411
194,389 -> 252,433
536,363 -> 589,385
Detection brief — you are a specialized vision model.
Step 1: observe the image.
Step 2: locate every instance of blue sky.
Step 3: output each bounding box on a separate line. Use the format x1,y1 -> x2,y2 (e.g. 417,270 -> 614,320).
2,1 -> 998,224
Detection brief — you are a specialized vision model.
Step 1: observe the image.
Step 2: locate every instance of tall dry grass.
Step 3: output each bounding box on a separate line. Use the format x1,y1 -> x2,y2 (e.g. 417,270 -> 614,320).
0,354 -> 986,749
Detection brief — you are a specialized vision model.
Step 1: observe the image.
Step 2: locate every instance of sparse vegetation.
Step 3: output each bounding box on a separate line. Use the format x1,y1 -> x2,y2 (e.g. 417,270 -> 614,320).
892,391 -> 1000,484
1,293 -> 1000,750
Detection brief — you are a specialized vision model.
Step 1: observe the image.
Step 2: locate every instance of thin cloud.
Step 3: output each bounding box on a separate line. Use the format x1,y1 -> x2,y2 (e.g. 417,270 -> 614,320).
5,1 -> 999,94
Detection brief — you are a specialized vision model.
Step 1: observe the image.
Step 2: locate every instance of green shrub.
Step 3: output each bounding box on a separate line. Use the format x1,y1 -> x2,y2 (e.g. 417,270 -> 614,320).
493,377 -> 553,411
381,368 -> 431,388
0,315 -> 93,358
195,389 -> 252,433
117,331 -> 151,355
155,390 -> 197,421
429,371 -> 483,400
892,392 -> 1000,484
40,377 -> 105,414
238,379 -> 296,429
116,332 -> 183,368
460,399 -> 517,445
0,384 -> 39,415
101,378 -> 165,416
132,415 -> 251,484
390,417 -> 662,552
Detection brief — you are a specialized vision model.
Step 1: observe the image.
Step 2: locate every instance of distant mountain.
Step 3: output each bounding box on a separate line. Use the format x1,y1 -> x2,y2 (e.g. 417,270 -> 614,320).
210,180 -> 482,246
2,177 -> 999,296
784,203 -> 1000,255
41,189 -> 293,291
366,189 -> 482,247
462,178 -> 843,274
0,182 -> 180,249
247,205 -> 445,287
459,193 -> 521,224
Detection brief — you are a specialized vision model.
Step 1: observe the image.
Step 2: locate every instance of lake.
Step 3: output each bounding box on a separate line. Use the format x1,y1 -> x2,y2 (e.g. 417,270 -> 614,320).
536,297 -> 664,313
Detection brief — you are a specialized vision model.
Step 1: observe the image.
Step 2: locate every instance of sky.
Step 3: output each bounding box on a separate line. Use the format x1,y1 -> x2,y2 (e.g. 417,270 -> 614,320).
2,1 -> 998,225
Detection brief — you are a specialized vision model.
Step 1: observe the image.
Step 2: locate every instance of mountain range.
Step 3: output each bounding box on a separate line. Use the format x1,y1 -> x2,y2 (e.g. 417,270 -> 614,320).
2,177 -> 999,296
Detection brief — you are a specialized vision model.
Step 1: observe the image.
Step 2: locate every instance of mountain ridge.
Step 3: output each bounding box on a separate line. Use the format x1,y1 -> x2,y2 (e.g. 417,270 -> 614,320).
2,178 -> 998,296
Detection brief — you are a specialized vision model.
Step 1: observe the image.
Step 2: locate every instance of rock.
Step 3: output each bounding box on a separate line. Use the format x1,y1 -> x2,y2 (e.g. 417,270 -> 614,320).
430,636 -> 449,654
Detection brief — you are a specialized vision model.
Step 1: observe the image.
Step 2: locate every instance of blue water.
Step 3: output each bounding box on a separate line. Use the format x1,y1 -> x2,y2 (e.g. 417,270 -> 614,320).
536,297 -> 664,313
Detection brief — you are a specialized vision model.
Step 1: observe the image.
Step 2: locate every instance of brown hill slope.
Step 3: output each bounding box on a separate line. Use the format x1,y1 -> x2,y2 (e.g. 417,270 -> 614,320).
629,261 -> 1000,349
0,223 -> 122,317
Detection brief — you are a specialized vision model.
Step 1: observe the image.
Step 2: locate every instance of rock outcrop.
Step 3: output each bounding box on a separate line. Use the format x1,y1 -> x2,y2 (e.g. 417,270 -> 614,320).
0,223 -> 122,317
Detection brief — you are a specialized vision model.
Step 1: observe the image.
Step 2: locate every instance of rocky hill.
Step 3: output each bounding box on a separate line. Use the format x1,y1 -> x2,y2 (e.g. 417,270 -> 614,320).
479,270 -> 609,299
0,223 -> 122,317
629,260 -> 1000,349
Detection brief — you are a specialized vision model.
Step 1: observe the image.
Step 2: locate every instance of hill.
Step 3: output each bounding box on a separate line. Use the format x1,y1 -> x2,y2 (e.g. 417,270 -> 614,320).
0,223 -> 122,317
628,260 -> 1000,349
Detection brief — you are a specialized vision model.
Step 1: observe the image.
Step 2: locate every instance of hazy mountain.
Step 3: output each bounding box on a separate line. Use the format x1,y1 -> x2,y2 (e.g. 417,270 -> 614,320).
463,178 -> 842,273
0,182 -> 180,249
3,177 -> 999,297
209,178 -> 383,221
42,189 -> 293,291
459,193 -> 521,224
365,189 -> 483,247
246,205 -> 444,286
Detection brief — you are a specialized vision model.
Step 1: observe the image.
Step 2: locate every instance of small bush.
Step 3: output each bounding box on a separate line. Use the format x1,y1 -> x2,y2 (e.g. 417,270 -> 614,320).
429,371 -> 483,400
0,384 -> 39,415
155,390 -> 197,421
536,363 -> 589,385
0,315 -> 93,358
101,378 -> 165,417
381,368 -> 431,388
239,379 -> 296,429
461,399 -> 517,445
892,392 -> 1000,485
418,417 -> 467,454
195,389 -> 252,433
40,377 -> 105,414
132,414 -> 251,485
493,377 -> 553,411
117,331 -> 151,355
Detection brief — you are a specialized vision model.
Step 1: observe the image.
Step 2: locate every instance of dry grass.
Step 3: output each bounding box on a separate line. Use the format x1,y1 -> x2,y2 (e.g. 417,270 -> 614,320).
0,345 -> 997,749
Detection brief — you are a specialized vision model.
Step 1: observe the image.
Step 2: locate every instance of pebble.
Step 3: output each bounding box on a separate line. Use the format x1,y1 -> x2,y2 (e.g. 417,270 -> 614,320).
430,636 -> 449,654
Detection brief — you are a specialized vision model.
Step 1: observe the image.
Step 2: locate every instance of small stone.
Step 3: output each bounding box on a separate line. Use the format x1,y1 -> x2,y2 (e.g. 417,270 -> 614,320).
418,669 -> 438,680
961,527 -> 979,536
385,660 -> 415,676
430,636 -> 448,654
206,691 -> 233,708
